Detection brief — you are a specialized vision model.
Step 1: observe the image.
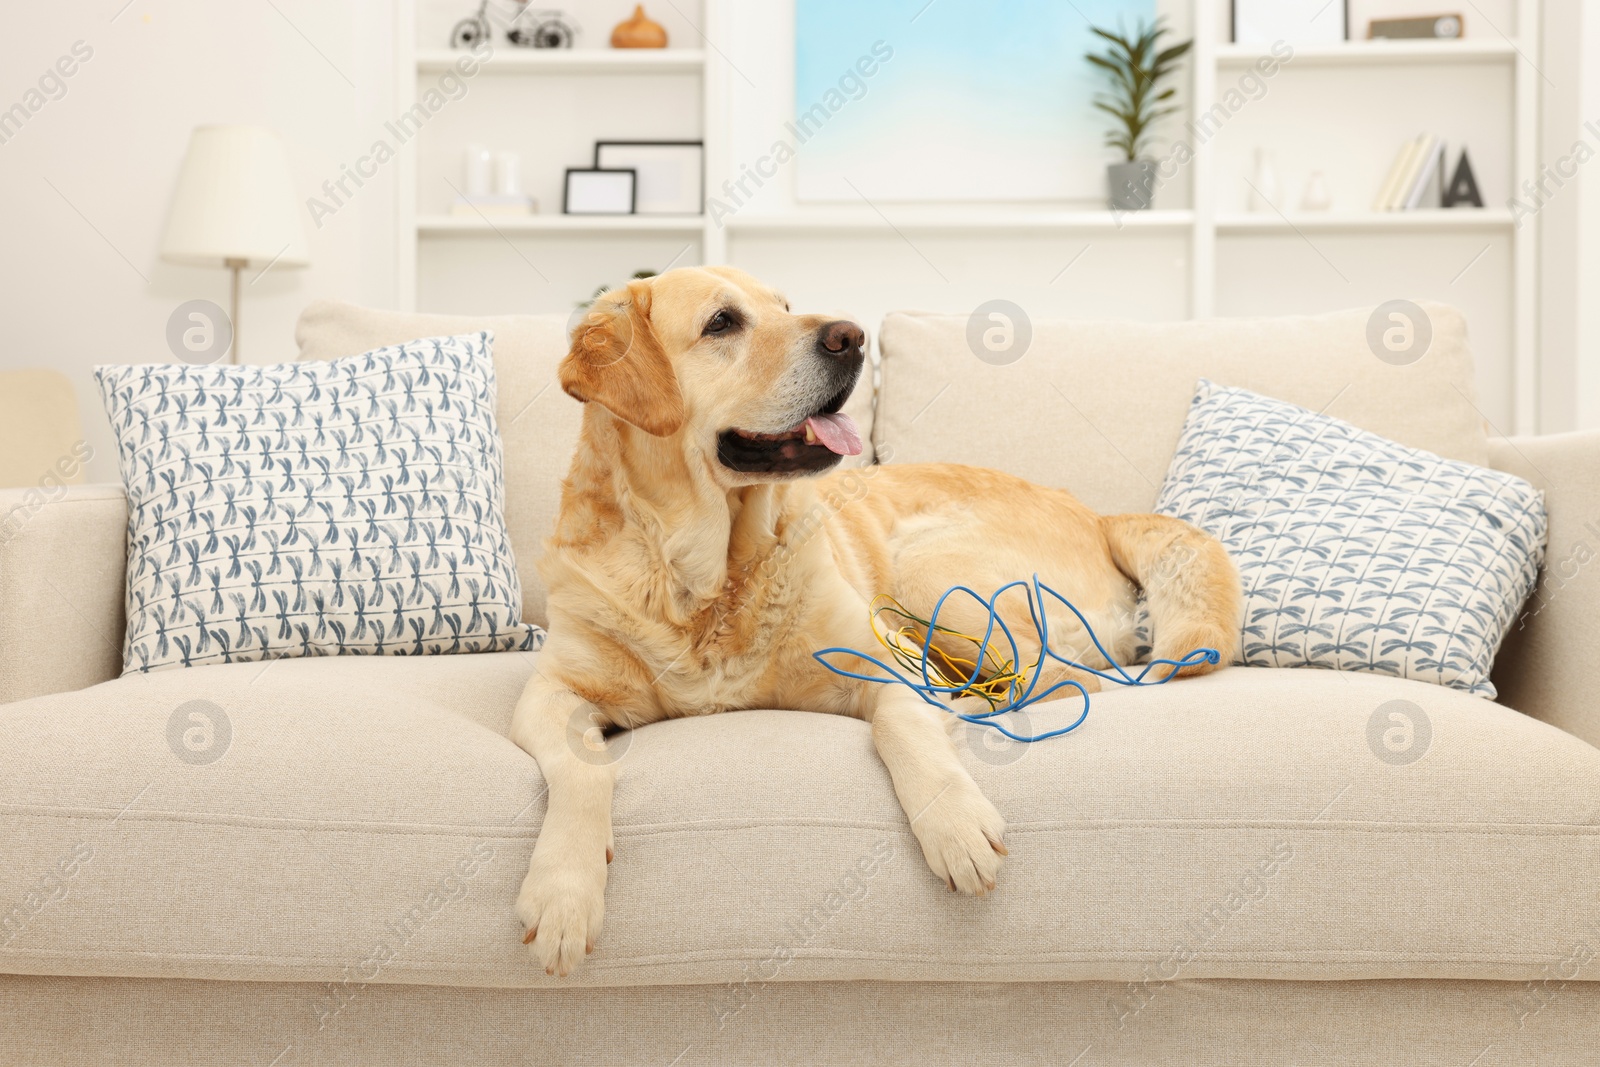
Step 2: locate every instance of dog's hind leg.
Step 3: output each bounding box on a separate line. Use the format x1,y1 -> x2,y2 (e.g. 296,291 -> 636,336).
509,664 -> 617,977
1099,513 -> 1242,676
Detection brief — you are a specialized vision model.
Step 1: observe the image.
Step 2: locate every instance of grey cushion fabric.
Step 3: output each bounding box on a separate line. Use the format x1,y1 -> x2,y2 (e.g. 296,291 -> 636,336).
3,974 -> 1597,1067
3,654 -> 1596,988
294,301 -> 876,627
96,334 -> 545,675
875,303 -> 1491,516
1156,380 -> 1546,698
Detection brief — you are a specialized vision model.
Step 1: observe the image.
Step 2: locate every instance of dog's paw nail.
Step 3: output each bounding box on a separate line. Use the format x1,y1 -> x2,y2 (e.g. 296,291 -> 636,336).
947,876 -> 957,892
606,847 -> 614,864
545,966 -> 555,976
989,837 -> 1008,856
523,926 -> 537,945
586,939 -> 595,955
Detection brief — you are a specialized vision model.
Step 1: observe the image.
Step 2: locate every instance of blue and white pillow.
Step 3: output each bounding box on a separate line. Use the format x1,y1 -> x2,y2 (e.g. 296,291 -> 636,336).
1155,380 -> 1545,697
96,333 -> 544,674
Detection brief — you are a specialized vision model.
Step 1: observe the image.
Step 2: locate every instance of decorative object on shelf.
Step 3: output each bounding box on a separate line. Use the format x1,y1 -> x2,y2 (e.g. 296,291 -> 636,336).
507,4 -> 577,48
1248,149 -> 1279,212
1368,14 -> 1463,40
464,143 -> 492,196
1085,18 -> 1192,212
450,0 -> 492,49
160,125 -> 309,364
1300,171 -> 1333,212
593,141 -> 703,215
563,168 -> 636,215
1374,134 -> 1446,211
1233,0 -> 1346,46
452,145 -> 534,216
610,5 -> 667,49
1443,149 -> 1484,207
494,151 -> 522,196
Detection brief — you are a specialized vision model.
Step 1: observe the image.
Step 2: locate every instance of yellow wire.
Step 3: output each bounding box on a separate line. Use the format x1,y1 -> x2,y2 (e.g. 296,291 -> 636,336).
866,593 -> 1045,708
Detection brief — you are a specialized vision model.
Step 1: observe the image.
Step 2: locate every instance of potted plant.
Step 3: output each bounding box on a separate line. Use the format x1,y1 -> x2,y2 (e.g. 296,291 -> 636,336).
1085,19 -> 1192,211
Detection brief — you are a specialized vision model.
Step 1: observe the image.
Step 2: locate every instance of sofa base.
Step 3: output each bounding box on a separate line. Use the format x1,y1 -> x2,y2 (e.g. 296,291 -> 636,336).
0,975 -> 1592,1065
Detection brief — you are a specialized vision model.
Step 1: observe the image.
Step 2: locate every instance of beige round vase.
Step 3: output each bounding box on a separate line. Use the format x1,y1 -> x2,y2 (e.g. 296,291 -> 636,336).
611,5 -> 668,48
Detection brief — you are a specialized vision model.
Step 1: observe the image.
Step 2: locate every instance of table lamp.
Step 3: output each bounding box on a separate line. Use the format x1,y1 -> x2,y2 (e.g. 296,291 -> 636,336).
160,125 -> 308,363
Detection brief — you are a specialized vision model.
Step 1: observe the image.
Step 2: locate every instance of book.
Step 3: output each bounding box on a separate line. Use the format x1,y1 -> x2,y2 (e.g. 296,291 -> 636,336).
1390,135 -> 1431,210
1373,136 -> 1423,211
1403,137 -> 1445,210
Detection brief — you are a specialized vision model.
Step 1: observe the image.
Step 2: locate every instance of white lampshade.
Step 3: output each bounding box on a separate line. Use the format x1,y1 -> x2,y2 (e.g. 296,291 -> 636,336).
161,125 -> 309,268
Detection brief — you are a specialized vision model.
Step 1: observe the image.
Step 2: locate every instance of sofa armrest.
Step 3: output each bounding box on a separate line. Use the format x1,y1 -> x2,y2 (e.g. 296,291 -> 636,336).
0,484 -> 127,704
1489,430 -> 1600,747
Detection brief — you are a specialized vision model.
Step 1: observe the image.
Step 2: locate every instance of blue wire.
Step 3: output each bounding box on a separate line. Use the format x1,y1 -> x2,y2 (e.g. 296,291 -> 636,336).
813,574 -> 1220,743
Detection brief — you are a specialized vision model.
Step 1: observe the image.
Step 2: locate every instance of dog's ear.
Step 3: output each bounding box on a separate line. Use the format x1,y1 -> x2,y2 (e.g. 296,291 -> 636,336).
559,280 -> 685,437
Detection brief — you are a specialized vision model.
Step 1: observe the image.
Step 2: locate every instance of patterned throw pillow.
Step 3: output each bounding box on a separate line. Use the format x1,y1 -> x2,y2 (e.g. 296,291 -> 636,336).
1154,380 -> 1545,697
95,333 -> 544,674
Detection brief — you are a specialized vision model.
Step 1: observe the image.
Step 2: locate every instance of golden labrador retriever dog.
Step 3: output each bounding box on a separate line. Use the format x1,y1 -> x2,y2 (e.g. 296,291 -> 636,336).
511,266 -> 1241,976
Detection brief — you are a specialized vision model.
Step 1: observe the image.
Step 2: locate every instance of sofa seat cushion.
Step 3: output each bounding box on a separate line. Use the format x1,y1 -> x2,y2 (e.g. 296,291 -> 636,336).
1,658 -> 1595,989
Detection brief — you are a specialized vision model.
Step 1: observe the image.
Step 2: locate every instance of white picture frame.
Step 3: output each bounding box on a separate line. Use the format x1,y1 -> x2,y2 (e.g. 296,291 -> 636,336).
1233,0 -> 1347,46
593,142 -> 704,215
563,169 -> 636,215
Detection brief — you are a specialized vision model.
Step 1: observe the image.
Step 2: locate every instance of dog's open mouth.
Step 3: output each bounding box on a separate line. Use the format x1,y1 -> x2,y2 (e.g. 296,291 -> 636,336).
717,381 -> 862,475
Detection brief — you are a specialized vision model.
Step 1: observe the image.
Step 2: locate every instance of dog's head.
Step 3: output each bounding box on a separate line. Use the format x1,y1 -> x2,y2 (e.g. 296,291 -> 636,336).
560,266 -> 865,484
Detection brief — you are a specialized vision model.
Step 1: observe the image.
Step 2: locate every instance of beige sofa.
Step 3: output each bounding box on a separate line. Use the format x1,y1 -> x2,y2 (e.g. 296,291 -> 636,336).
2,302 -> 1598,1066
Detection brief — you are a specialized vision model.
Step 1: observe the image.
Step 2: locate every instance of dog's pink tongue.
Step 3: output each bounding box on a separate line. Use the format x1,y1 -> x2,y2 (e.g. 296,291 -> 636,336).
805,412 -> 862,456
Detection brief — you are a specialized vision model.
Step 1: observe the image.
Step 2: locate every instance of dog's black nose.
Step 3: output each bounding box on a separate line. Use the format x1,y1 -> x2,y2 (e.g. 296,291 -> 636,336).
818,320 -> 865,358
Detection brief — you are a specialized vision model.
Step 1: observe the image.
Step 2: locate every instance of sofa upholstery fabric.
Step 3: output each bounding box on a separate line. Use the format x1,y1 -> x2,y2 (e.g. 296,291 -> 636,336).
875,303 -> 1490,516
2,974 -> 1595,1067
3,655 -> 1595,989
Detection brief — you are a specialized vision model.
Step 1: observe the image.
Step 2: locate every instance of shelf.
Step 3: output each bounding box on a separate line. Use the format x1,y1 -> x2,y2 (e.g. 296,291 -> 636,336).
416,48 -> 705,74
1216,40 -> 1518,67
417,214 -> 706,235
1215,209 -> 1515,233
725,209 -> 1195,234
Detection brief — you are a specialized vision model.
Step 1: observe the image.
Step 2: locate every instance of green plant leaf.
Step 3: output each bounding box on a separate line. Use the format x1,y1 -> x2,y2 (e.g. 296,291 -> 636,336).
1156,41 -> 1193,65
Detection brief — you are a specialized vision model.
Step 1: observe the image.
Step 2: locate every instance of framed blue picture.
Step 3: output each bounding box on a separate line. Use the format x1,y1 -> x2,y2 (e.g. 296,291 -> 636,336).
794,0 -> 1158,202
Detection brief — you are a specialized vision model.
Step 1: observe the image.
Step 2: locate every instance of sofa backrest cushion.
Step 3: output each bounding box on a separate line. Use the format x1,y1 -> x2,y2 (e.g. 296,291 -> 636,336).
296,300 -> 875,626
875,303 -> 1489,516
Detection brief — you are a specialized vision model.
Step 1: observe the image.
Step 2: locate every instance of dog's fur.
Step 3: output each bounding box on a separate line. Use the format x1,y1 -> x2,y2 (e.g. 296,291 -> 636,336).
510,267 -> 1242,975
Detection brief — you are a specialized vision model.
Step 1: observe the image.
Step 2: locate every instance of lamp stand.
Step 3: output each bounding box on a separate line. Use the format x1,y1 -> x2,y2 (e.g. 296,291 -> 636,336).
225,256 -> 246,364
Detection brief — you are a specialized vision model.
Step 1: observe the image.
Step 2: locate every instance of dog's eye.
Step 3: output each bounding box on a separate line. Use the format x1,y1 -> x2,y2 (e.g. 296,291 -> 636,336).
703,311 -> 735,336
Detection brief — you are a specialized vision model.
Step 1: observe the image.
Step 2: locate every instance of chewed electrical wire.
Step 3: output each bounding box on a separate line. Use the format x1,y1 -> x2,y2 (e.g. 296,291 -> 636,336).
813,574 -> 1220,743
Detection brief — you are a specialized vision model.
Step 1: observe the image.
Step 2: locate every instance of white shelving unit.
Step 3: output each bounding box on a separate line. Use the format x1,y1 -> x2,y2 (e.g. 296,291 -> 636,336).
1191,0 -> 1540,432
1214,39 -> 1519,67
395,0 -> 728,306
415,48 -> 706,73
416,214 -> 707,234
725,209 -> 1196,234
1213,210 -> 1516,233
396,0 -> 1543,431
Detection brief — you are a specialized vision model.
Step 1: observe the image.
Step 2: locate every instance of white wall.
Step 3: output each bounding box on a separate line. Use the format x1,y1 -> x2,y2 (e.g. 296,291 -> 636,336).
1579,1 -> 1600,429
0,0 -> 400,481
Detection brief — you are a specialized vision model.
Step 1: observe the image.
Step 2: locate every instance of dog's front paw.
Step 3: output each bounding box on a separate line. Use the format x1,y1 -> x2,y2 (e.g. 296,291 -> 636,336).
517,843 -> 606,977
910,778 -> 1007,895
